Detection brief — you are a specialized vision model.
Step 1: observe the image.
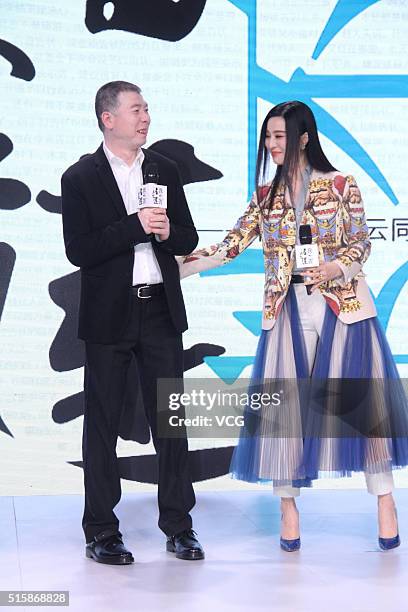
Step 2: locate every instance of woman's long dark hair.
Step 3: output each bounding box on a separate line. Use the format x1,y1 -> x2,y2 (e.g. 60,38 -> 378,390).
255,101 -> 336,208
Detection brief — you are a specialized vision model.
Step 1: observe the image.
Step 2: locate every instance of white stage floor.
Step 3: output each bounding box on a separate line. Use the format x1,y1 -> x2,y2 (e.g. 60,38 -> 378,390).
1,489 -> 407,612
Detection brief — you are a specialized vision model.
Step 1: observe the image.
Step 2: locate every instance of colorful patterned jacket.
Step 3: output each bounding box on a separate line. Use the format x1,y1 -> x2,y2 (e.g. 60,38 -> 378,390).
179,169 -> 376,329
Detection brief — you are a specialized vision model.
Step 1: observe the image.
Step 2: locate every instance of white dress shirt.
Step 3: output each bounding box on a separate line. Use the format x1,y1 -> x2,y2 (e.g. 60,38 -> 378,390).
103,142 -> 163,285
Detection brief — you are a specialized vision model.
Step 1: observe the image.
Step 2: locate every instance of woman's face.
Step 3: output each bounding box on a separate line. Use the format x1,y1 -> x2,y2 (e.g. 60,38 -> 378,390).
265,116 -> 286,165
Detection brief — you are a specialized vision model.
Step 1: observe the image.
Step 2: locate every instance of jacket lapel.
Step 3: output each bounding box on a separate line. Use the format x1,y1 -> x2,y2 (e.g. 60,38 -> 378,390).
94,144 -> 127,217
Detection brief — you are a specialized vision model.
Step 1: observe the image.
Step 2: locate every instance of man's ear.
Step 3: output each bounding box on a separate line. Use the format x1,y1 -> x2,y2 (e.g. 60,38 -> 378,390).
101,111 -> 113,130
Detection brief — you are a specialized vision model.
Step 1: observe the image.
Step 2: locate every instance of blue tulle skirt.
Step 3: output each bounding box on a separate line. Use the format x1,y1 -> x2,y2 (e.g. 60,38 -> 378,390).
230,285 -> 408,487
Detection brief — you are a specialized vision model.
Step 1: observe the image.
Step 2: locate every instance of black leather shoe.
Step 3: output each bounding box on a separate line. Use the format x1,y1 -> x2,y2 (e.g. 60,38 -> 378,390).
166,529 -> 205,560
86,531 -> 134,565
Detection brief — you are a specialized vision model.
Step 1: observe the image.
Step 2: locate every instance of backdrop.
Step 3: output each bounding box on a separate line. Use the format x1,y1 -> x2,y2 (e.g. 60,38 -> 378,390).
0,0 -> 407,495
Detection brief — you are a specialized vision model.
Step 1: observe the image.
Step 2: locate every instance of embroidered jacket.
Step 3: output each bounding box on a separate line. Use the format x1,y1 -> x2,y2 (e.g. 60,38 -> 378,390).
179,169 -> 376,329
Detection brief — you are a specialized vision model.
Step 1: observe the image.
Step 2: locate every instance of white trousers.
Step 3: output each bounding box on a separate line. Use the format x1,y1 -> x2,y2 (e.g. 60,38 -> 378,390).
274,284 -> 394,498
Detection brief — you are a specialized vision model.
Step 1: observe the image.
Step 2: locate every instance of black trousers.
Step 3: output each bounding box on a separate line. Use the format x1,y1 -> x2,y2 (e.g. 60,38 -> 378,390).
82,290 -> 195,542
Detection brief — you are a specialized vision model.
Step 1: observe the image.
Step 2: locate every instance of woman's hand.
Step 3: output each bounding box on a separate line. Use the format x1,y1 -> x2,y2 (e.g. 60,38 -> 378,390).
301,261 -> 343,292
175,249 -> 212,279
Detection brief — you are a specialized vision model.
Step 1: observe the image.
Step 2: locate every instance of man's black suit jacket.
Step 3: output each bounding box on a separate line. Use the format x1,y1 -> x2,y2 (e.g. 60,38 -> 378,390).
61,144 -> 198,343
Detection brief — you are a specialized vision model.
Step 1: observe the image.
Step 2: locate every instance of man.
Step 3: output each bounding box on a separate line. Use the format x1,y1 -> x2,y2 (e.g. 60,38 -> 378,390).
61,81 -> 204,564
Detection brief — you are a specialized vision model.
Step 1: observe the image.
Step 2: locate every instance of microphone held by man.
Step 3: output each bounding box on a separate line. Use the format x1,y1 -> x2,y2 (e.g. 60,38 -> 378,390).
137,162 -> 169,240
137,162 -> 168,210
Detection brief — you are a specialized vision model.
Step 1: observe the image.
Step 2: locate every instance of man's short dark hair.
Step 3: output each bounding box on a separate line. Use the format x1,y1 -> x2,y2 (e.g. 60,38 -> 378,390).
95,81 -> 142,132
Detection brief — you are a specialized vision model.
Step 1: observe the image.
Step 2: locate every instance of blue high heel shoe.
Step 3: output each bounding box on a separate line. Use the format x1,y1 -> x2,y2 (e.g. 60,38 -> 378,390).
280,512 -> 301,552
280,536 -> 301,552
378,505 -> 400,551
378,534 -> 400,551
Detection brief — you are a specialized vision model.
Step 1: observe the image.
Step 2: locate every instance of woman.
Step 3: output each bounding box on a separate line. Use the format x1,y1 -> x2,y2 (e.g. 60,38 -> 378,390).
179,101 -> 408,551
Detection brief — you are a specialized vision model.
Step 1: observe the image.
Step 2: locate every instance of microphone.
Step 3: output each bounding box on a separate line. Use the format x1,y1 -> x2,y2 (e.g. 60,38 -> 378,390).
295,224 -> 320,295
137,162 -> 167,210
144,162 -> 159,183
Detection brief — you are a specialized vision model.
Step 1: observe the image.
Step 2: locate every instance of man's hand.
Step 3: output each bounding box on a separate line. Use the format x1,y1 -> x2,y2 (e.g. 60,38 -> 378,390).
301,261 -> 343,292
138,208 -> 170,241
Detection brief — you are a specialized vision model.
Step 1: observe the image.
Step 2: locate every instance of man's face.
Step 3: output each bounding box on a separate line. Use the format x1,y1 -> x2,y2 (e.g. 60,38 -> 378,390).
103,91 -> 151,149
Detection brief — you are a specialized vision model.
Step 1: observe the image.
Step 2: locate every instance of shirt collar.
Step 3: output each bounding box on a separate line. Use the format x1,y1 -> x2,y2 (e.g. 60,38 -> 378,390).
103,141 -> 144,169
